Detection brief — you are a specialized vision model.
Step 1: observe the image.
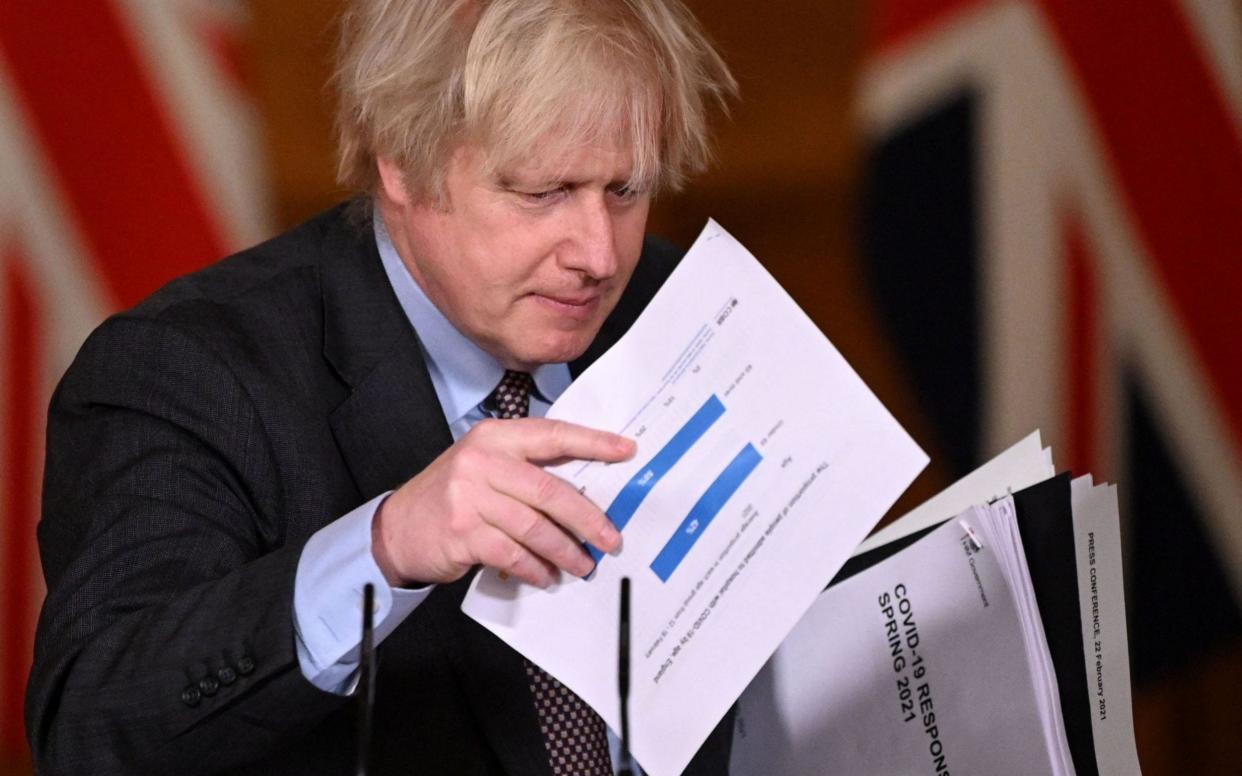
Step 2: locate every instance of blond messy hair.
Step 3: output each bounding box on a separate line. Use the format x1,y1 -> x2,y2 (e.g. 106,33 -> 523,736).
334,0 -> 736,202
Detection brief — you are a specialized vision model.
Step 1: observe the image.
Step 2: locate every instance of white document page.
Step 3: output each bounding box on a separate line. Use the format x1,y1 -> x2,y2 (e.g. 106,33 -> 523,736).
855,430 -> 1054,555
978,495 -> 1076,776
732,510 -> 1063,776
1070,476 -> 1142,775
462,219 -> 928,776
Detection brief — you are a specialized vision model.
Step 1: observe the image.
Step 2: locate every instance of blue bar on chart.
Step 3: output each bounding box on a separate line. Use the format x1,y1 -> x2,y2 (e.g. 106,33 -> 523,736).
650,442 -> 763,582
586,394 -> 727,565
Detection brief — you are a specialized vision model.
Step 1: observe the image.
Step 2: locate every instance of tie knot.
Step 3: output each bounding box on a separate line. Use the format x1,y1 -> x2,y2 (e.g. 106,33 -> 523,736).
489,370 -> 534,419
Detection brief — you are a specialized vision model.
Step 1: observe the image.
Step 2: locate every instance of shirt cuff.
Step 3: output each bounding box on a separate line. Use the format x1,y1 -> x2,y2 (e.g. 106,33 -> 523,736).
294,492 -> 432,693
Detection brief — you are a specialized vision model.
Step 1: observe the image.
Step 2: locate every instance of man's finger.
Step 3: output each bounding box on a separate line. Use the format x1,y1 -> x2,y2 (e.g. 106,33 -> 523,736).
474,525 -> 558,588
478,490 -> 596,577
485,455 -> 622,554
472,417 -> 635,465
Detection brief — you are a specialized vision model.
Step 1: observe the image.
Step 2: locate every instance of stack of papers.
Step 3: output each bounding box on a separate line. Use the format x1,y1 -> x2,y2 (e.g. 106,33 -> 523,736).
732,441 -> 1142,776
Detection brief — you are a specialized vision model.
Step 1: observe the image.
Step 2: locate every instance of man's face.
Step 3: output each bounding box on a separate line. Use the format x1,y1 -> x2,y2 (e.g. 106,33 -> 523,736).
377,142 -> 651,371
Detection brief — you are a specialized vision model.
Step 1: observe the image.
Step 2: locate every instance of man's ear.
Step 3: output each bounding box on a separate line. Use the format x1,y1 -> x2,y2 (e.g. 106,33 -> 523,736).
376,157 -> 411,207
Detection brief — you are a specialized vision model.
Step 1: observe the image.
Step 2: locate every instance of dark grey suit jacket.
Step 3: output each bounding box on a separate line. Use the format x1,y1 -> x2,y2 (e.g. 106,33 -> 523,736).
26,203 -> 733,775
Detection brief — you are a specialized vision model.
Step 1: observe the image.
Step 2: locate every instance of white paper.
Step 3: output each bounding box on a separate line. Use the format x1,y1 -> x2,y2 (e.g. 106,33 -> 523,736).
732,510 -> 1067,776
855,430 -> 1054,555
979,495 -> 1076,776
1070,476 -> 1142,775
462,220 -> 928,776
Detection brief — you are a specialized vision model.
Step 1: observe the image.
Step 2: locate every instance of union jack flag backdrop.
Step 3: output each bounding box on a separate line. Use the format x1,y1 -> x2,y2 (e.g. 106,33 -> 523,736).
859,0 -> 1242,687
0,0 -> 268,762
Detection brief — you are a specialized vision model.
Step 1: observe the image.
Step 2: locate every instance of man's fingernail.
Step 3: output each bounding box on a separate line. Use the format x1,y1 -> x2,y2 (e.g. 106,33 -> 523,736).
600,524 -> 621,547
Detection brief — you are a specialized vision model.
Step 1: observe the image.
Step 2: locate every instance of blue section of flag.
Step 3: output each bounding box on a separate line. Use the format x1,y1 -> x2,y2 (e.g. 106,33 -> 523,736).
861,91 -> 981,475
586,394 -> 726,565
650,443 -> 762,582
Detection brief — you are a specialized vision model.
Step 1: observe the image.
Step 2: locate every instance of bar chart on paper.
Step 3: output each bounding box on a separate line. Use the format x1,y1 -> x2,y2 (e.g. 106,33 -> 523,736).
584,391 -> 765,581
649,440 -> 762,581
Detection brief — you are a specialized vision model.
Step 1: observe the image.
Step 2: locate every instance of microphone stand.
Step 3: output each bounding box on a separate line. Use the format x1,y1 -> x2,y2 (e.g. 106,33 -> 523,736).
356,583 -> 377,776
618,577 -> 634,776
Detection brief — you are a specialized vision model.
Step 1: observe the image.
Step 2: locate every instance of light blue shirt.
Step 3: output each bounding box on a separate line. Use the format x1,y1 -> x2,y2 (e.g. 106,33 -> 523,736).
292,217 -> 639,773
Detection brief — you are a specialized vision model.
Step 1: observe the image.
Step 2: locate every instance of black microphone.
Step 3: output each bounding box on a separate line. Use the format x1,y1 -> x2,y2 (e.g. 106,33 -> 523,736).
618,576 -> 634,776
356,583 -> 377,776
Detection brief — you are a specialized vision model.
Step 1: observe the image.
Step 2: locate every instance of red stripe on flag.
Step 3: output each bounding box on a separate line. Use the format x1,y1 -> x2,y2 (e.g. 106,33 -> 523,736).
2,256 -> 40,760
1035,0 -> 1242,449
1064,216 -> 1097,477
0,0 -> 228,309
869,0 -> 990,55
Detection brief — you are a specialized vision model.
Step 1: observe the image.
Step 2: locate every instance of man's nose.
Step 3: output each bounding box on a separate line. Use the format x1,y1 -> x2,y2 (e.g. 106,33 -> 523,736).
564,195 -> 619,280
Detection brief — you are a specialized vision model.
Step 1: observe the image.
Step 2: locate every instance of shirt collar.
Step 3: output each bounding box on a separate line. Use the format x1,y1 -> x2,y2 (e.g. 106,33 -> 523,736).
372,216 -> 570,425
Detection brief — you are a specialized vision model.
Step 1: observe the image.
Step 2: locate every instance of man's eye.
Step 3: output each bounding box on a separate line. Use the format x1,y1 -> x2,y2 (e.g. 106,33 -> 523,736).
608,184 -> 642,202
519,187 -> 565,203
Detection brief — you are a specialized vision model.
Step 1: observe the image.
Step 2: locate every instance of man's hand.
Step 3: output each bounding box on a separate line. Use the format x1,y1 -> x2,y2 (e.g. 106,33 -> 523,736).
371,418 -> 635,588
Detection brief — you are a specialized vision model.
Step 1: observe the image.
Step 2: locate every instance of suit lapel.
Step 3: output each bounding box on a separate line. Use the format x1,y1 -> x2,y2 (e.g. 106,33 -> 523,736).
314,212 -> 548,772
319,211 -> 454,499
328,354 -> 453,499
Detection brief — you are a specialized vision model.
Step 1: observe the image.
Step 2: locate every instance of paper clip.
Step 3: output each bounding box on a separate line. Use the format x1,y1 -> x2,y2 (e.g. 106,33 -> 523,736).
959,520 -> 984,551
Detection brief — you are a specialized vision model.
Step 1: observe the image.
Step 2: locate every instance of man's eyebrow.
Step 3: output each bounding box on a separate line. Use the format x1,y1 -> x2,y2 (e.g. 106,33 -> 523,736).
497,172 -> 636,190
497,175 -> 567,190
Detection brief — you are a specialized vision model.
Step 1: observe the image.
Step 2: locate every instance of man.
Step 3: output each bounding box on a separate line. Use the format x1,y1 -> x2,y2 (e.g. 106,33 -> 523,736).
26,1 -> 736,774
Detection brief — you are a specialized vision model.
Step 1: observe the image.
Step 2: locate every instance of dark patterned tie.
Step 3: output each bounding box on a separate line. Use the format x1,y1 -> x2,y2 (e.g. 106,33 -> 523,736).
487,370 -> 614,776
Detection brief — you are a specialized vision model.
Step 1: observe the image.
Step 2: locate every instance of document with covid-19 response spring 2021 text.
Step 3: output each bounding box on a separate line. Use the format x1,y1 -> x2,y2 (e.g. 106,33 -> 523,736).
462,219 -> 928,776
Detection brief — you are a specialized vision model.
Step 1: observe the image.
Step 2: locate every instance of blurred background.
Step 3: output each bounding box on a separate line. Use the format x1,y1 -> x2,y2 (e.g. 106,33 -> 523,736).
0,0 -> 1238,773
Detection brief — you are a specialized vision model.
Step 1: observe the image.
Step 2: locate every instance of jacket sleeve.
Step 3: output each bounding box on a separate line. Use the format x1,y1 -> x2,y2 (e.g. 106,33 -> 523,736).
26,314 -> 348,774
